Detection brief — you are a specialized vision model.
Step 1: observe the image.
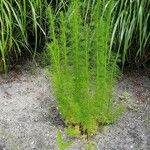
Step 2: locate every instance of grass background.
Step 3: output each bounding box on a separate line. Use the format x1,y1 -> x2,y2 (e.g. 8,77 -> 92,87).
0,0 -> 47,72
0,0 -> 149,72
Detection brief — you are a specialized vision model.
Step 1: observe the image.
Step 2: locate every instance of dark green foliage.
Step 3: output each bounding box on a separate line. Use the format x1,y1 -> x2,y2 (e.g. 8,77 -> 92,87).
47,0 -> 124,135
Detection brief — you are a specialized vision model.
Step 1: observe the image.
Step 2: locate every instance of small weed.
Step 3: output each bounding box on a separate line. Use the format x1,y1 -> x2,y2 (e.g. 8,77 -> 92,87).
56,130 -> 72,150
119,91 -> 130,100
145,115 -> 150,127
86,142 -> 96,150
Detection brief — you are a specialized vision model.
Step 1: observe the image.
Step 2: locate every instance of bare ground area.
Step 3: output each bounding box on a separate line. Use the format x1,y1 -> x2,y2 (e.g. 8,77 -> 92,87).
0,63 -> 150,150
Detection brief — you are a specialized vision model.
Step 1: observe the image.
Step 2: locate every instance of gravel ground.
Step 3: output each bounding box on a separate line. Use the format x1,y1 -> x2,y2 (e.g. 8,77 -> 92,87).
0,64 -> 150,150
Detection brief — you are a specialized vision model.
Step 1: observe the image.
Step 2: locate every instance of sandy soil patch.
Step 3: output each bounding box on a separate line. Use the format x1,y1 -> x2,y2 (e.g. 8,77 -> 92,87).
0,64 -> 149,150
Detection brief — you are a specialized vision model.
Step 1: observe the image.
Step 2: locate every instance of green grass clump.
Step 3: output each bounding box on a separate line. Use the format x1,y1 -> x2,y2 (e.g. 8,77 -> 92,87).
47,0 -> 124,136
111,0 -> 150,66
0,0 -> 46,72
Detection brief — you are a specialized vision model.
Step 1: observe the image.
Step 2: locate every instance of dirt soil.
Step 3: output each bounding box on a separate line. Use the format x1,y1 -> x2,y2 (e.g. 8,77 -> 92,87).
0,63 -> 150,150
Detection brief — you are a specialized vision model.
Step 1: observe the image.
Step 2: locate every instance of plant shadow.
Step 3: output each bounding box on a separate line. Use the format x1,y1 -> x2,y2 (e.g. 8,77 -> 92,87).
48,103 -> 65,128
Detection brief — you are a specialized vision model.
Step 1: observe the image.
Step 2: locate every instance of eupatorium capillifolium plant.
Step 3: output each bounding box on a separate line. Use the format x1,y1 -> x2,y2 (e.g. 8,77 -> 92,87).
47,0 -> 124,136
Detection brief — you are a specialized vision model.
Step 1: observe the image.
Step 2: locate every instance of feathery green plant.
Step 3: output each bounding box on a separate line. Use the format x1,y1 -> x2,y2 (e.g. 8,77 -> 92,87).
0,0 -> 46,72
47,0 -> 124,136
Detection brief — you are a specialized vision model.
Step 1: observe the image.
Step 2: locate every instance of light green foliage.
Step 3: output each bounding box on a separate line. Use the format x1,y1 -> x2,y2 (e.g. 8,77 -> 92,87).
86,143 -> 95,150
47,0 -> 124,136
119,91 -> 130,100
145,116 -> 150,127
56,130 -> 72,150
65,126 -> 80,138
0,0 -> 46,72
